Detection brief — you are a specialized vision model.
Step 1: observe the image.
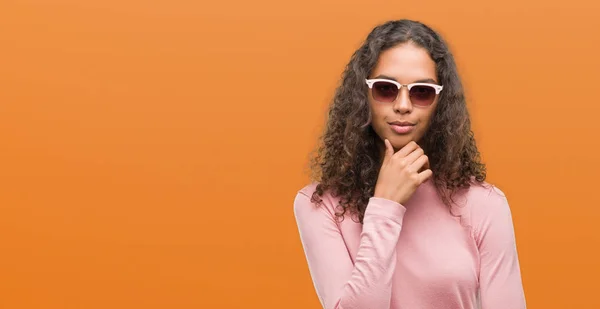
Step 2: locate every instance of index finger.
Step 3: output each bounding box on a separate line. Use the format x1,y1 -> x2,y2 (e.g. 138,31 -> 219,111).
392,141 -> 420,159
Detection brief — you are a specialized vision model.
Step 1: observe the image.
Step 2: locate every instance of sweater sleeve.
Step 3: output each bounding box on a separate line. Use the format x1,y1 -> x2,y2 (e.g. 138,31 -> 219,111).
293,190 -> 407,309
473,186 -> 527,309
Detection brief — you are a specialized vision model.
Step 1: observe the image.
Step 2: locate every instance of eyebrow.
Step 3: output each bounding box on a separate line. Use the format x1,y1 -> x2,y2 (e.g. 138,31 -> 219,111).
372,74 -> 438,84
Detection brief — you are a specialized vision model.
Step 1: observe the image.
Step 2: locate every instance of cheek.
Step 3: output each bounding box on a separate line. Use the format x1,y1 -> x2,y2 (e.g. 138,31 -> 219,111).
368,102 -> 385,132
369,101 -> 385,122
418,107 -> 437,131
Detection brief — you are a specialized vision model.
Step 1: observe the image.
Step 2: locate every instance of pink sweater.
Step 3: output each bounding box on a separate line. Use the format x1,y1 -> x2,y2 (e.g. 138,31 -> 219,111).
293,179 -> 526,309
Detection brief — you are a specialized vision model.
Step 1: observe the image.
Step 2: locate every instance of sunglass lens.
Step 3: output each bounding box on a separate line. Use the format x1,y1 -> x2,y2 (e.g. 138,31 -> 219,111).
372,81 -> 398,103
409,85 -> 436,106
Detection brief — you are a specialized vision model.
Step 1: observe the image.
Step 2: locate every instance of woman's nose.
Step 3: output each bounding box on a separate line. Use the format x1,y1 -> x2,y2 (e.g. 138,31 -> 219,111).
393,87 -> 412,113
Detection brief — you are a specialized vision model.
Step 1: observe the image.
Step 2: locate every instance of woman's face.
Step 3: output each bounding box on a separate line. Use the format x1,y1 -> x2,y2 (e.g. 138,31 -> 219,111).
368,42 -> 440,152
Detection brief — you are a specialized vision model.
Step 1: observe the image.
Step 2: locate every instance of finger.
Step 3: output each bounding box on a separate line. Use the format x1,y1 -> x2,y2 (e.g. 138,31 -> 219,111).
423,157 -> 430,170
418,169 -> 433,183
418,156 -> 430,173
403,147 -> 425,166
409,154 -> 428,172
392,141 -> 419,159
382,139 -> 393,166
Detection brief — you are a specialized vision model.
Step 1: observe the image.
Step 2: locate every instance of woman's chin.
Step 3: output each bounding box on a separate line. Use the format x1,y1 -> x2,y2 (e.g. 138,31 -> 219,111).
388,135 -> 416,149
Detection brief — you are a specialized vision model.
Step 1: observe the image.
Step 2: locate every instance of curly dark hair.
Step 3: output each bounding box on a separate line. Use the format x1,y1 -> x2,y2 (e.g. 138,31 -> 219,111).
308,19 -> 487,224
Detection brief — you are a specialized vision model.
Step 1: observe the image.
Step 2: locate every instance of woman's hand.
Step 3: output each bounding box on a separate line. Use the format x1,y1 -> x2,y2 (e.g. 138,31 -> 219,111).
374,139 -> 433,205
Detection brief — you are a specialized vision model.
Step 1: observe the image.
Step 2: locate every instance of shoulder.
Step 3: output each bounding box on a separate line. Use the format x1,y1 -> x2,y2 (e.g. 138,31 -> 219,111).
470,181 -> 509,212
296,182 -> 319,199
465,181 -> 508,207
452,181 -> 513,232
293,182 -> 338,219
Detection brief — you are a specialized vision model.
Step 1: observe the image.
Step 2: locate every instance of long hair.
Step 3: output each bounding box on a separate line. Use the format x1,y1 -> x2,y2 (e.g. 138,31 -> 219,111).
308,19 -> 486,224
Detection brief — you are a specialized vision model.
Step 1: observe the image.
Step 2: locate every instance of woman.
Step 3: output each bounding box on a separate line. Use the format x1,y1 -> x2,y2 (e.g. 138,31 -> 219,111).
293,19 -> 526,309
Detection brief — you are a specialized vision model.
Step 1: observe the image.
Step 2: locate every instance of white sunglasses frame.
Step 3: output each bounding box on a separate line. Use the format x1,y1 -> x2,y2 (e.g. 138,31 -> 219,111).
365,79 -> 444,100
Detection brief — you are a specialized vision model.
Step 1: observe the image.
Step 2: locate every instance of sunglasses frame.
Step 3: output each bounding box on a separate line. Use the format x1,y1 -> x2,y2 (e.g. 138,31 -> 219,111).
365,78 -> 444,104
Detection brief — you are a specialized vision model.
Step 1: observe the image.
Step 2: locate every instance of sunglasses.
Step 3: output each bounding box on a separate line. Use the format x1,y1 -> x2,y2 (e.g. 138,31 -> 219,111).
365,79 -> 443,106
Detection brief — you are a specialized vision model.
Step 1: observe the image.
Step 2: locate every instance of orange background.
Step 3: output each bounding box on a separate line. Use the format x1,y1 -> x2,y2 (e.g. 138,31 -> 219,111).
1,0 -> 599,308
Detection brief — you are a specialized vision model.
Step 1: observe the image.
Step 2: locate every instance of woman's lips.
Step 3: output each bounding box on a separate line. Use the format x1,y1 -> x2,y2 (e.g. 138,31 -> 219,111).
389,123 -> 415,134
